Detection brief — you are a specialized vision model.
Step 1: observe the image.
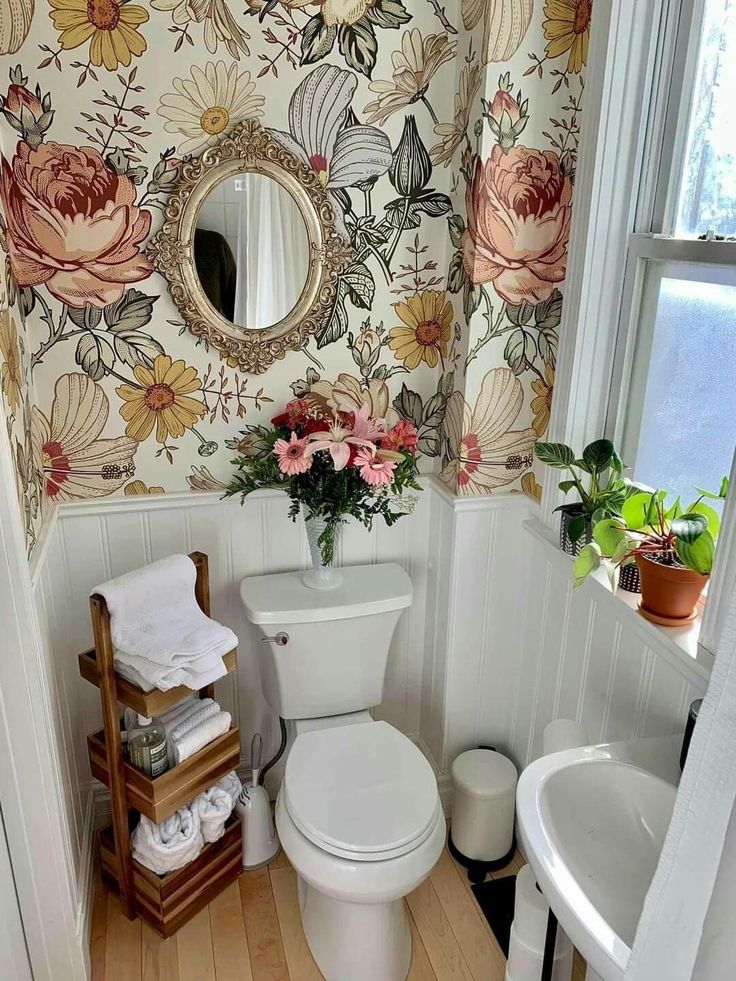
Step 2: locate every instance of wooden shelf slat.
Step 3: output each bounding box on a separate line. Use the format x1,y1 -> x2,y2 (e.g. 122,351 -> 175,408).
99,817 -> 242,938
89,724 -> 240,824
78,647 -> 237,717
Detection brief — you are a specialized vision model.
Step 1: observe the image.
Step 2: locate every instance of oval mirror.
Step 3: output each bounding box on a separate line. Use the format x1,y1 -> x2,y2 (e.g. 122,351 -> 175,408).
193,172 -> 311,331
147,120 -> 353,374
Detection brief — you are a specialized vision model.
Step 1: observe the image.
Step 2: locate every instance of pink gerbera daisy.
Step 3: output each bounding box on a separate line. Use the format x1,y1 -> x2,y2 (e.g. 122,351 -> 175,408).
274,432 -> 312,475
354,447 -> 400,486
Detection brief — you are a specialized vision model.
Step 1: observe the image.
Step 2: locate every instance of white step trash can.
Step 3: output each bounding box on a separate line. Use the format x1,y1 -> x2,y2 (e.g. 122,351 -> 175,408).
449,748 -> 518,880
506,864 -> 573,981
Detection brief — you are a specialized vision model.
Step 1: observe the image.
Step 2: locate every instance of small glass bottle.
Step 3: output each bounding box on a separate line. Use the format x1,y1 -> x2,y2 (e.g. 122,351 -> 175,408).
128,718 -> 169,778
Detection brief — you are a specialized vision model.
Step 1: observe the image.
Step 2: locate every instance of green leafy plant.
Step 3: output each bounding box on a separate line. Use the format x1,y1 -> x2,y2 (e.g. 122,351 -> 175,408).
573,484 -> 726,588
534,438 -> 633,544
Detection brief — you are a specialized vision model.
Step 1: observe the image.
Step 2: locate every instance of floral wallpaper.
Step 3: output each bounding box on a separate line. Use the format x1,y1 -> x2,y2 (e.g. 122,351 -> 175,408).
0,127 -> 42,549
438,0 -> 591,500
0,0 -> 591,553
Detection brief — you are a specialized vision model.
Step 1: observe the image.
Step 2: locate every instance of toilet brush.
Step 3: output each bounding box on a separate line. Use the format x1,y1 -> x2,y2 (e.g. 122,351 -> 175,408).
235,733 -> 280,869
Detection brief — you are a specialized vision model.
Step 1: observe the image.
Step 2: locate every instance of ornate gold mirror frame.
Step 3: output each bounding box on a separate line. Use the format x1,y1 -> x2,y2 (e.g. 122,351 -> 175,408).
146,119 -> 353,374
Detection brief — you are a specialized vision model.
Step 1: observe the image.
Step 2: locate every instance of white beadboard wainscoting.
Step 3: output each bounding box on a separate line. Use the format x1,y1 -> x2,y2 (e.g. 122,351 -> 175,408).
26,477 -> 712,942
29,482 -> 433,887
419,492 -> 710,796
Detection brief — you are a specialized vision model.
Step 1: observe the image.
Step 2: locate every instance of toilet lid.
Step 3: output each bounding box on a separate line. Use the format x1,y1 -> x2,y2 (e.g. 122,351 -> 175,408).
283,721 -> 441,862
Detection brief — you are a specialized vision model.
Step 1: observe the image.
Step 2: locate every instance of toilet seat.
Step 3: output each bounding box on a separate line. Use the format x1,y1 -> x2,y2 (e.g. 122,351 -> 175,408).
283,721 -> 441,862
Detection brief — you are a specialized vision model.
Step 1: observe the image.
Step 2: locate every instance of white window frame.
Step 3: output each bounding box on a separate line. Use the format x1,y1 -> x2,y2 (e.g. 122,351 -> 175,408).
608,243 -> 736,471
542,0 -> 736,662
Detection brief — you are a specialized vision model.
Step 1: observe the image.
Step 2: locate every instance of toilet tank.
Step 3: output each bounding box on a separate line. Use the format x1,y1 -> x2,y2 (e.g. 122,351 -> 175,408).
240,563 -> 412,720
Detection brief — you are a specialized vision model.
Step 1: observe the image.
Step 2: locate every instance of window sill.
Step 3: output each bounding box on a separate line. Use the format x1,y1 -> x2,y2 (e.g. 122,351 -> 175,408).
523,517 -> 713,685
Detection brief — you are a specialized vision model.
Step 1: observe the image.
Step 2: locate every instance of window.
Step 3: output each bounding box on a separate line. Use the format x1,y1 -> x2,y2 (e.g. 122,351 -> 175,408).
609,0 -> 736,501
676,0 -> 736,236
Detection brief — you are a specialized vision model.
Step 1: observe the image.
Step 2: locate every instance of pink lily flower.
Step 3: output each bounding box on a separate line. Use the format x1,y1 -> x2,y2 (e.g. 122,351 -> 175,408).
305,418 -> 373,471
348,403 -> 386,442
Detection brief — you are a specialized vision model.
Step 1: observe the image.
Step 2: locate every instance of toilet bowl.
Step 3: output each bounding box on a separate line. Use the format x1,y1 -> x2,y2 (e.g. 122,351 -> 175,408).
275,720 -> 445,981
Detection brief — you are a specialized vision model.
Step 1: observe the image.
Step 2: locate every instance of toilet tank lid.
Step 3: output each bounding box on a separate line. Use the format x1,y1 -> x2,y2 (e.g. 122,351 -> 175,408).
240,562 -> 412,624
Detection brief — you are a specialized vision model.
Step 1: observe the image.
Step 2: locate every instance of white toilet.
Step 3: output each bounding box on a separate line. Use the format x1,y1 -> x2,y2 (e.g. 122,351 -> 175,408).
240,563 -> 444,981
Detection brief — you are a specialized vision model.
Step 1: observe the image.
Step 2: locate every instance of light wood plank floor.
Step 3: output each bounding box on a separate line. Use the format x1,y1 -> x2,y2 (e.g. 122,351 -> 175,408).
92,836 -> 588,981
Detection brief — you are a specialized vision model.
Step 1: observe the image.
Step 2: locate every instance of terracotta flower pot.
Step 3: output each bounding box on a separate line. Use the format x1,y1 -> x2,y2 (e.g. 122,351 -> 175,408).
635,552 -> 708,625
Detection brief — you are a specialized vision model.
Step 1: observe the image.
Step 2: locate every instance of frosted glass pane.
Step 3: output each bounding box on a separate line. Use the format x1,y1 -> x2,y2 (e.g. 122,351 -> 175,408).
634,278 -> 736,504
676,0 -> 736,236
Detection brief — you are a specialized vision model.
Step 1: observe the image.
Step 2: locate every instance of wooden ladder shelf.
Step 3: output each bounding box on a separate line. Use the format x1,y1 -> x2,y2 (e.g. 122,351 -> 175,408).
80,551 -> 241,937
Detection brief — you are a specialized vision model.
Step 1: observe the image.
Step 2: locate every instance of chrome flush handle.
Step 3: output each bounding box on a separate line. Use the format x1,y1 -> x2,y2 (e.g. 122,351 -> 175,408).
260,632 -> 289,646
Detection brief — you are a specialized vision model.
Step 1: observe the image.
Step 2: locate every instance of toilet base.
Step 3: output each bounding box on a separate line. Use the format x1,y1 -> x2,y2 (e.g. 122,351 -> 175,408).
298,875 -> 412,981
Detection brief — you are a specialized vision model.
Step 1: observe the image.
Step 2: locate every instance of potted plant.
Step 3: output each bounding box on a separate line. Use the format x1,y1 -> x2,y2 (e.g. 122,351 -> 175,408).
573,487 -> 723,625
224,398 -> 421,590
534,439 -> 633,555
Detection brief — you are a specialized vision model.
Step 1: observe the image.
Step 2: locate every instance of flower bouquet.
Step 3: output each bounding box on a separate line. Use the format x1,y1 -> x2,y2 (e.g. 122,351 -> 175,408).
225,398 -> 421,588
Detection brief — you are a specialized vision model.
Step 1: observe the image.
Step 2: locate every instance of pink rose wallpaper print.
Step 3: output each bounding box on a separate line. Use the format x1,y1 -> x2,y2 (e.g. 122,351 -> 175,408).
0,0 -> 591,552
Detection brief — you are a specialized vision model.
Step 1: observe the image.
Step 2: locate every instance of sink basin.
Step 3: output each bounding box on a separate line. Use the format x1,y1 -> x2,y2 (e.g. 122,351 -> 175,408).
516,738 -> 679,980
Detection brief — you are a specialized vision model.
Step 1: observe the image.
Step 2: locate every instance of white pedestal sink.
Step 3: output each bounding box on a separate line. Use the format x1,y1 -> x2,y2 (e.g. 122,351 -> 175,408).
516,737 -> 680,981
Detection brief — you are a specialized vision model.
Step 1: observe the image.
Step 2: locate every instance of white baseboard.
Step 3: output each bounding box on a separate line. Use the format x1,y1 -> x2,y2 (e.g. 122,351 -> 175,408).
77,788 -> 96,980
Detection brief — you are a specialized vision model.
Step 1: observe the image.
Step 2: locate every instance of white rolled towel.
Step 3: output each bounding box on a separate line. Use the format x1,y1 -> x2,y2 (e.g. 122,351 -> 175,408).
192,785 -> 234,843
131,807 -> 203,875
169,700 -> 221,743
171,711 -> 232,764
217,770 -> 242,805
160,698 -> 219,767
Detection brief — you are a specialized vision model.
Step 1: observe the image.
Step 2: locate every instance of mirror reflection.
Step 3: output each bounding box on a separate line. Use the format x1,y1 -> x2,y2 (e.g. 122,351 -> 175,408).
193,172 -> 310,330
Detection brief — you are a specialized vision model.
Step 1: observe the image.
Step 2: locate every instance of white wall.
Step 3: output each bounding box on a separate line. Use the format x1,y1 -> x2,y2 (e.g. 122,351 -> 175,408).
28,479 -> 709,934
418,487 -> 709,799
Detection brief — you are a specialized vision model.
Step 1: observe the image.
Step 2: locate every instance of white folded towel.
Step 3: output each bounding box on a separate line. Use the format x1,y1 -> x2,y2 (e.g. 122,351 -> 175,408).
191,785 -> 234,843
116,659 -> 157,693
131,807 -> 203,875
92,554 -> 237,690
171,711 -> 232,765
114,648 -> 227,693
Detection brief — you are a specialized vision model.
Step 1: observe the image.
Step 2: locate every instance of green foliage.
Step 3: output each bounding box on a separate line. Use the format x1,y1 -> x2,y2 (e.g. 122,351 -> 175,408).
224,424 -> 421,565
535,437 -> 631,523
572,481 -> 728,588
676,530 -> 715,575
573,543 -> 602,588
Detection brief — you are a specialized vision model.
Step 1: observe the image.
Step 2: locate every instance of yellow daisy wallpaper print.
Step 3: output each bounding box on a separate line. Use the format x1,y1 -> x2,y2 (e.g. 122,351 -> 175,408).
0,0 -> 592,552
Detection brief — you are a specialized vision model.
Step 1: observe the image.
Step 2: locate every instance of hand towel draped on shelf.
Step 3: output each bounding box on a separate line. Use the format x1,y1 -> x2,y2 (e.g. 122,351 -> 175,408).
93,554 -> 238,691
131,770 -> 242,874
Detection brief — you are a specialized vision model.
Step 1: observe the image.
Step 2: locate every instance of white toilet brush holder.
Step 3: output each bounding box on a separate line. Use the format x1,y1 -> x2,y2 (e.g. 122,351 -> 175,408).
235,733 -> 280,870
